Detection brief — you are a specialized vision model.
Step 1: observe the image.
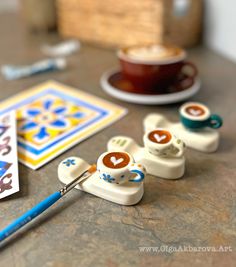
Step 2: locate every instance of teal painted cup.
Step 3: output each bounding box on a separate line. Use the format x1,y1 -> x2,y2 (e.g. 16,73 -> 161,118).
180,102 -> 223,130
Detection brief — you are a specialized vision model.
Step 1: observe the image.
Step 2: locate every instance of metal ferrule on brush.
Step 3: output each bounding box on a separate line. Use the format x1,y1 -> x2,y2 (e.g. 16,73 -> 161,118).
59,165 -> 96,196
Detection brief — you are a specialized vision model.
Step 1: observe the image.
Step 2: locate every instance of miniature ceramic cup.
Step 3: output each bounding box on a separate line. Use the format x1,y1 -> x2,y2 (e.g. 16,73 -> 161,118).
97,151 -> 146,184
143,128 -> 184,158
180,102 -> 223,129
118,43 -> 197,93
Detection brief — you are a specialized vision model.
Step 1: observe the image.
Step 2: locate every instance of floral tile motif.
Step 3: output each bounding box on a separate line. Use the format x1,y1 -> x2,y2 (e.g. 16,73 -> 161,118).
17,95 -> 94,146
0,81 -> 127,169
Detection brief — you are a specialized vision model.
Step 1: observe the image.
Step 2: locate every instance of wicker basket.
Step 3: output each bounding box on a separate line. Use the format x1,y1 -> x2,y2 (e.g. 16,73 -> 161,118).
57,0 -> 202,48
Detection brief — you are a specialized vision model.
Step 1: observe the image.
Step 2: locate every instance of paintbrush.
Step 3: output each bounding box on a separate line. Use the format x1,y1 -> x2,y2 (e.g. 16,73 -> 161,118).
0,164 -> 96,242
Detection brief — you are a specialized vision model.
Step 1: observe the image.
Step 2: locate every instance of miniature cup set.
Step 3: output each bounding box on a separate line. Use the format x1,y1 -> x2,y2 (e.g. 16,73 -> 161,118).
58,44 -> 221,206
58,101 -> 223,206
0,43 -> 223,241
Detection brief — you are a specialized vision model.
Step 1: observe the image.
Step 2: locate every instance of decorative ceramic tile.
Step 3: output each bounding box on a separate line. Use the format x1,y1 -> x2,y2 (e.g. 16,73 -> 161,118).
0,81 -> 127,169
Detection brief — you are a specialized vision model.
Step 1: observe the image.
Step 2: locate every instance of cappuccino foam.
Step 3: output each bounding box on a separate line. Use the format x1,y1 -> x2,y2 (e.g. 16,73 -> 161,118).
148,129 -> 172,144
185,105 -> 205,117
103,152 -> 130,169
125,45 -> 183,61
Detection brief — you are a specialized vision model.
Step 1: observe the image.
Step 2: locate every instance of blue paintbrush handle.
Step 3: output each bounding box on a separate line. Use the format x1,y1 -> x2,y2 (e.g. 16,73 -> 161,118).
0,191 -> 61,242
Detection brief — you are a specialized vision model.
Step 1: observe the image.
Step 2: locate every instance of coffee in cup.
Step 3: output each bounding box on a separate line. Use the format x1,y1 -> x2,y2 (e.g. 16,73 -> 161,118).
123,44 -> 184,62
118,44 -> 197,93
180,102 -> 223,129
143,128 -> 184,157
97,151 -> 146,184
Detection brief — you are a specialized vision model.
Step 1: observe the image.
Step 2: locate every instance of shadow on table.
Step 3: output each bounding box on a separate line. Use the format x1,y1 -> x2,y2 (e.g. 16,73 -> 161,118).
217,134 -> 235,153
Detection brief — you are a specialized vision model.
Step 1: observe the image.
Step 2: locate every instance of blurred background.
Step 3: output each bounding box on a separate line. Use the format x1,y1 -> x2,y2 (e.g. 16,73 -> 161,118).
0,0 -> 235,62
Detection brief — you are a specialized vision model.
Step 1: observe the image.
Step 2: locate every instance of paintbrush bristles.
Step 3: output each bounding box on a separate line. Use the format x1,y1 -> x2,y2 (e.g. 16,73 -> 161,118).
88,164 -> 97,174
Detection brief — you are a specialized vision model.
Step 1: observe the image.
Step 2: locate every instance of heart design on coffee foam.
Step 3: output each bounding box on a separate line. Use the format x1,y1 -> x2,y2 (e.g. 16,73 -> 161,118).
110,156 -> 124,166
188,108 -> 201,116
154,133 -> 167,143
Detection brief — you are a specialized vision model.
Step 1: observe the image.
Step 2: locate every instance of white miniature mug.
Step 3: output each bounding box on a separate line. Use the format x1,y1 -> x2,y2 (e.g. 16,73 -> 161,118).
97,151 -> 146,184
143,128 -> 184,157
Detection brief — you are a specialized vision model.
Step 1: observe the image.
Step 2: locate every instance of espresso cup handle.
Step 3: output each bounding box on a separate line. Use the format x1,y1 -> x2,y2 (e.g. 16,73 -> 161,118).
208,114 -> 223,129
172,138 -> 185,157
129,163 -> 146,183
182,61 -> 198,79
174,61 -> 197,91
177,76 -> 194,91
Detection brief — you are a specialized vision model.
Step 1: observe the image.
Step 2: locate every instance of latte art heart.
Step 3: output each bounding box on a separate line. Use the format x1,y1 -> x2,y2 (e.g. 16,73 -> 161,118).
154,133 -> 167,143
189,108 -> 201,116
110,156 -> 124,166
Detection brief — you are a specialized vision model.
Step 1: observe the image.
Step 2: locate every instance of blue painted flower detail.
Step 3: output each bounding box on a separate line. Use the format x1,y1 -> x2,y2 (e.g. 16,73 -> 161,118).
63,159 -> 76,167
99,173 -> 115,183
18,98 -> 85,144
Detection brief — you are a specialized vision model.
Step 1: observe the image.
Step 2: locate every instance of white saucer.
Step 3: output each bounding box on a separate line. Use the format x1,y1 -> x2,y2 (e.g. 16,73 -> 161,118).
100,69 -> 201,105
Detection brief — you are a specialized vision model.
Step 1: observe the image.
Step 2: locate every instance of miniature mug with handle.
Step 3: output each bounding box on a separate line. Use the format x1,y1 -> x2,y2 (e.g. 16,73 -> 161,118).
180,102 -> 223,129
97,151 -> 146,184
143,128 -> 184,158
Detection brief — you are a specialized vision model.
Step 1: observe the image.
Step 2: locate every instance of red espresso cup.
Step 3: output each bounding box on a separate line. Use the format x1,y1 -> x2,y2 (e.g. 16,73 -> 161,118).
118,44 -> 198,94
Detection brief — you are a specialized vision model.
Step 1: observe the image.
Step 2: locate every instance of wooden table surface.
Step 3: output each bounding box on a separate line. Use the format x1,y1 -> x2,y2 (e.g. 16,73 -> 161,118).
0,13 -> 235,267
